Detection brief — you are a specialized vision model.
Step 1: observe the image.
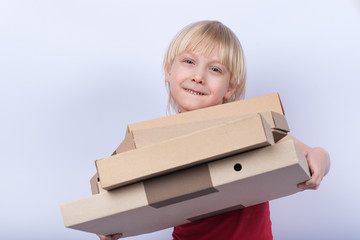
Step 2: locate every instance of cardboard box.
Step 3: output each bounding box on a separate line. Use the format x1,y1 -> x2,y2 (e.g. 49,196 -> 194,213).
91,93 -> 288,193
96,113 -> 275,190
131,111 -> 288,149
113,93 -> 286,155
128,93 -> 284,131
90,110 -> 288,194
61,140 -> 310,237
90,111 -> 288,194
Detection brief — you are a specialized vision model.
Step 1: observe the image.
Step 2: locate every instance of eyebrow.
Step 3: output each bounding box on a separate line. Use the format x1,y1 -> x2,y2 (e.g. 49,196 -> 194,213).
181,52 -> 221,63
178,51 -> 227,71
179,52 -> 196,58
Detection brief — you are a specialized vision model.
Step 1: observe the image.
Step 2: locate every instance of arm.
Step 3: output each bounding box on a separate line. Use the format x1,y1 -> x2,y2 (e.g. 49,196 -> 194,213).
278,134 -> 330,190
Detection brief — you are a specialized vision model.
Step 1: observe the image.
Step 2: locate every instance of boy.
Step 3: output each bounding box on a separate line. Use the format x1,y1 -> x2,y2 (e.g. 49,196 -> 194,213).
99,20 -> 330,240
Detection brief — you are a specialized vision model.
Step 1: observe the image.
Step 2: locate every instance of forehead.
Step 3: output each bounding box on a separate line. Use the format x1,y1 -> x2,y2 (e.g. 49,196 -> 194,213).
179,49 -> 222,64
181,43 -> 227,65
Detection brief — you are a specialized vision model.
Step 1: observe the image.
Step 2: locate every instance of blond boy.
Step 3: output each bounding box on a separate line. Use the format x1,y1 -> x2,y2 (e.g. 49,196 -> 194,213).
99,20 -> 330,240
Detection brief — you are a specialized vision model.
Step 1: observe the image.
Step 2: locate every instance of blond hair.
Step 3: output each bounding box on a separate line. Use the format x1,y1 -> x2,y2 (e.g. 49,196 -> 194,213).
164,20 -> 246,113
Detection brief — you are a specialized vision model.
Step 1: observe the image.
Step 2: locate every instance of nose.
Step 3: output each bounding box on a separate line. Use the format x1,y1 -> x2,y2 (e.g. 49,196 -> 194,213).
192,69 -> 205,84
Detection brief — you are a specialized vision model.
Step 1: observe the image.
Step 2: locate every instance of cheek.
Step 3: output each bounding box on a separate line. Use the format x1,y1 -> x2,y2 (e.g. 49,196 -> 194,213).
169,78 -> 181,98
170,71 -> 187,89
210,79 -> 230,96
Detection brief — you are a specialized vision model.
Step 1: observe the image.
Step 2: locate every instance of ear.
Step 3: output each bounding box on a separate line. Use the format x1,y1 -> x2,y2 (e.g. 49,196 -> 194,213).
164,64 -> 171,83
224,84 -> 238,100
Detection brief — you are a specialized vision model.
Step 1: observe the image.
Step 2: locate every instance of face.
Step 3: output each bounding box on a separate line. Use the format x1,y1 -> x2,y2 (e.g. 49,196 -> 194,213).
165,49 -> 236,112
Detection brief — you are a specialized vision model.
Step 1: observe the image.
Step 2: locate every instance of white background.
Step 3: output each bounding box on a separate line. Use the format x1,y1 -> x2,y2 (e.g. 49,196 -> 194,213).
1,0 -> 359,239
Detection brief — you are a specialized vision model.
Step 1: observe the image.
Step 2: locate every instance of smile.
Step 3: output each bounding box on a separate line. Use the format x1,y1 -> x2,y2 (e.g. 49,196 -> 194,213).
184,88 -> 206,96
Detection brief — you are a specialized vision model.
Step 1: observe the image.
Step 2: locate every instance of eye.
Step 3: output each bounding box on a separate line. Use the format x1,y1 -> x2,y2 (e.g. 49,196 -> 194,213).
184,59 -> 194,64
210,67 -> 221,73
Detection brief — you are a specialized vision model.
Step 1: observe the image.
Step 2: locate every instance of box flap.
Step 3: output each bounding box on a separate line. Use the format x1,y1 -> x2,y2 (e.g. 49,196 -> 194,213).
113,129 -> 136,155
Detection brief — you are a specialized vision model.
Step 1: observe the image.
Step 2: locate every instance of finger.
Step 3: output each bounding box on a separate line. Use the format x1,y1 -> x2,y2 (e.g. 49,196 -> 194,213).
111,233 -> 123,239
297,173 -> 322,190
97,233 -> 123,240
297,182 -> 318,190
307,170 -> 324,187
97,234 -> 110,240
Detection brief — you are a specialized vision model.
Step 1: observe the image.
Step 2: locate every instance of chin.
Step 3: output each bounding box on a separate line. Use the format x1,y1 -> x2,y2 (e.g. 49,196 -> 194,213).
179,103 -> 212,112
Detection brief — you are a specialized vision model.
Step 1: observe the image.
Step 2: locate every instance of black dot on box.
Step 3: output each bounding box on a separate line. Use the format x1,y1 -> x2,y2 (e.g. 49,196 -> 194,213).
234,163 -> 242,172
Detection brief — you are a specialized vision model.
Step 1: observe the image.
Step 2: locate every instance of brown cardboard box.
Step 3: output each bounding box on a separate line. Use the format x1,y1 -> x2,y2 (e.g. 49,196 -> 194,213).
96,113 -> 275,190
128,93 -> 284,131
113,93 -> 286,154
131,111 -> 288,149
61,140 -> 310,237
90,110 -> 288,194
90,93 -> 288,193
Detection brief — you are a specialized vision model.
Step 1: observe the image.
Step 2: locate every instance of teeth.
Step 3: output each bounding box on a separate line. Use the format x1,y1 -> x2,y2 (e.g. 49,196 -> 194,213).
186,89 -> 204,95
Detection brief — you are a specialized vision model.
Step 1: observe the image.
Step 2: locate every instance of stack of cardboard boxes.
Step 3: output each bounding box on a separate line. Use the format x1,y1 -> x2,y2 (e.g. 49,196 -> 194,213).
61,93 -> 310,238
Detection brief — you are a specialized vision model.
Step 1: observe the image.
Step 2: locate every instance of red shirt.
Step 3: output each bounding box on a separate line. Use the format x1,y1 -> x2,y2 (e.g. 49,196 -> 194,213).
172,202 -> 272,240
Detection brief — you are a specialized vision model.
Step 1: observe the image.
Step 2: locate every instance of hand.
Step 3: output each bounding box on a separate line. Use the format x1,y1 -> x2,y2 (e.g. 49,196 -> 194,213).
277,134 -> 330,191
97,233 -> 123,240
297,147 -> 330,190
